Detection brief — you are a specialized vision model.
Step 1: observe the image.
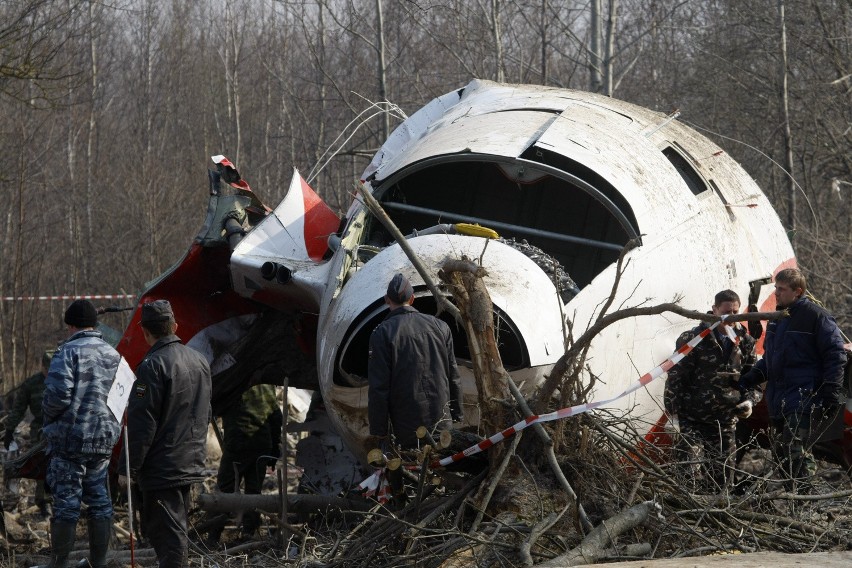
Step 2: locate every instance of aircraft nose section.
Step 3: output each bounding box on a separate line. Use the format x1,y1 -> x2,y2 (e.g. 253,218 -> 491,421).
323,234 -> 569,390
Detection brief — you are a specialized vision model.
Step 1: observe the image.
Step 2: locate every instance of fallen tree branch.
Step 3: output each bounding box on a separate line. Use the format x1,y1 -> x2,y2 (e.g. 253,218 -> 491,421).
537,501 -> 661,567
197,492 -> 373,514
742,488 -> 852,502
469,432 -> 522,533
356,181 -> 460,320
676,508 -> 840,539
506,377 -> 594,534
519,505 -> 570,566
603,542 -> 652,559
534,305 -> 787,408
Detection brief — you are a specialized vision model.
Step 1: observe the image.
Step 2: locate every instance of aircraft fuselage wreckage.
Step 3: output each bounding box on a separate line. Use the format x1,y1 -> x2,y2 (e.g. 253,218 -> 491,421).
108,80 -> 852,479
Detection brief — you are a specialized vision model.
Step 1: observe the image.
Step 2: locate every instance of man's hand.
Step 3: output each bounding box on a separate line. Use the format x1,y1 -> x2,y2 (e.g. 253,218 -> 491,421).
734,400 -> 753,419
117,475 -> 129,489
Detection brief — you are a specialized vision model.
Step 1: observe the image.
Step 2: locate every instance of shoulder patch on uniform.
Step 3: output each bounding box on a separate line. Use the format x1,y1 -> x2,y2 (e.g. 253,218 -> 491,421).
134,383 -> 148,398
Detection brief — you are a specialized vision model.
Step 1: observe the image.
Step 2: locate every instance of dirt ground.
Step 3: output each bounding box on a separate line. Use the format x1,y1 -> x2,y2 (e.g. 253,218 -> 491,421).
582,551 -> 852,567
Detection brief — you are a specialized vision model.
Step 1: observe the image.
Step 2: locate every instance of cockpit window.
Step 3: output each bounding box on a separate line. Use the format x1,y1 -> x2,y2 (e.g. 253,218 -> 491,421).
369,159 -> 633,288
663,146 -> 708,196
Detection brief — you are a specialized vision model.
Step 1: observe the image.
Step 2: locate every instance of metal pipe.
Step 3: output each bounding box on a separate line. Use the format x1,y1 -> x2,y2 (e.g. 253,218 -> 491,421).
381,201 -> 624,252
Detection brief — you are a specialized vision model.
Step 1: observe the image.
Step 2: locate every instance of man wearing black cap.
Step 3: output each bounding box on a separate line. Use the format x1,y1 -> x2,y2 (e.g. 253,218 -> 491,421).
368,273 -> 464,449
41,299 -> 122,568
120,299 -> 211,568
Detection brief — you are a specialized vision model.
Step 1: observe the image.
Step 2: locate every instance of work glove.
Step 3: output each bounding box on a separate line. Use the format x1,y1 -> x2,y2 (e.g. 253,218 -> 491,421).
747,303 -> 763,340
668,414 -> 680,433
817,403 -> 841,423
734,400 -> 753,419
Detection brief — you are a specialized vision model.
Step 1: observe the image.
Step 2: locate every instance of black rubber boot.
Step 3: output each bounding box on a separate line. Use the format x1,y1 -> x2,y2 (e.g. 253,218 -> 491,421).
44,520 -> 77,568
86,516 -> 112,568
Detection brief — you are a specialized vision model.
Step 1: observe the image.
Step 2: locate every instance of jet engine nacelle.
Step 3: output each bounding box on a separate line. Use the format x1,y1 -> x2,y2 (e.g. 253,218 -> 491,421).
316,234 -> 567,456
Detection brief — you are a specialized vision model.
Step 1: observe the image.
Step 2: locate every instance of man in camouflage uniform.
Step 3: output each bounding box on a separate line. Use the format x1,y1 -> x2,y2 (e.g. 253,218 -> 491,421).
208,383 -> 283,543
664,290 -> 760,491
42,300 -> 122,568
4,349 -> 54,516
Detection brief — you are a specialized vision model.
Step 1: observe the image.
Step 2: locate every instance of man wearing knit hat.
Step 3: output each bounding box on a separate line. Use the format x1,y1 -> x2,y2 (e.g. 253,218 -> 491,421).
41,299 -> 122,568
367,273 -> 464,449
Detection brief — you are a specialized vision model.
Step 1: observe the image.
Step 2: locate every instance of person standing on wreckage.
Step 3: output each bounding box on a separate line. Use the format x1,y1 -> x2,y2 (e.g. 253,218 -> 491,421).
366,273 -> 464,452
118,300 -> 212,568
40,300 -> 121,568
664,289 -> 760,492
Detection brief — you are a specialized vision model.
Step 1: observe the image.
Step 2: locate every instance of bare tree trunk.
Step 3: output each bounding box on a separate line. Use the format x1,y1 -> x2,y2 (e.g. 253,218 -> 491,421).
537,501 -> 658,567
438,259 -> 510,466
375,0 -> 389,140
778,0 -> 796,236
141,0 -> 158,275
316,1 -> 327,190
603,0 -> 618,96
491,0 -> 505,82
84,0 -> 99,281
223,2 -> 243,164
66,84 -> 80,295
589,0 -> 602,92
540,0 -> 548,85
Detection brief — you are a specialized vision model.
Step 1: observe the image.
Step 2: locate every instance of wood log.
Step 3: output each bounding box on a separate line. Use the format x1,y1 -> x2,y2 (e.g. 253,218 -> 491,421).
536,501 -> 659,567
197,492 -> 374,514
440,257 -> 511,467
439,428 -> 485,453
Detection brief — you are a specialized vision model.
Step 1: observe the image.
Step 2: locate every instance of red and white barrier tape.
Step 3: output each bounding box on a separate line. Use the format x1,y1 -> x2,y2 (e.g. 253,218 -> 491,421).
436,321 -> 722,467
360,321 -> 722,501
1,295 -> 136,302
359,469 -> 391,504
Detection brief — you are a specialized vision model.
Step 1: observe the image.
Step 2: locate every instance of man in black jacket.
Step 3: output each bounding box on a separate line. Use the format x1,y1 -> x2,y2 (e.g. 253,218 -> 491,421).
368,273 -> 464,449
119,300 -> 212,568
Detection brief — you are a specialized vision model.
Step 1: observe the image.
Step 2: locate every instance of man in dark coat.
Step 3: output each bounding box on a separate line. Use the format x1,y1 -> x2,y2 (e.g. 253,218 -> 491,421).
119,300 -> 212,568
5,349 -> 53,516
368,273 -> 464,449
42,300 -> 122,568
664,290 -> 759,491
740,268 -> 847,491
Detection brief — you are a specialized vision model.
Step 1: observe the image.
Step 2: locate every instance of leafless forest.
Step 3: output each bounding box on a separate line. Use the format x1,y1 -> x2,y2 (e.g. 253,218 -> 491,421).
1,0 -> 850,386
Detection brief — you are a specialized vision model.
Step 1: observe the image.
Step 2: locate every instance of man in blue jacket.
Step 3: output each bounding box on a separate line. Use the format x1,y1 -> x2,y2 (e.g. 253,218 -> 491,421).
740,268 -> 847,491
42,300 -> 122,568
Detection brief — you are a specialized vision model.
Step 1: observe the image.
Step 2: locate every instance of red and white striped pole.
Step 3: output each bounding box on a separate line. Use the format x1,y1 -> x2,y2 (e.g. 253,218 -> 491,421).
1,294 -> 136,302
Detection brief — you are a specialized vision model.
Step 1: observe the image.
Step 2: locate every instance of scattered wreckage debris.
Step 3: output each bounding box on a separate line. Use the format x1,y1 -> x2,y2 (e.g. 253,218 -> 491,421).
2,264 -> 851,568
5,80 -> 852,566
